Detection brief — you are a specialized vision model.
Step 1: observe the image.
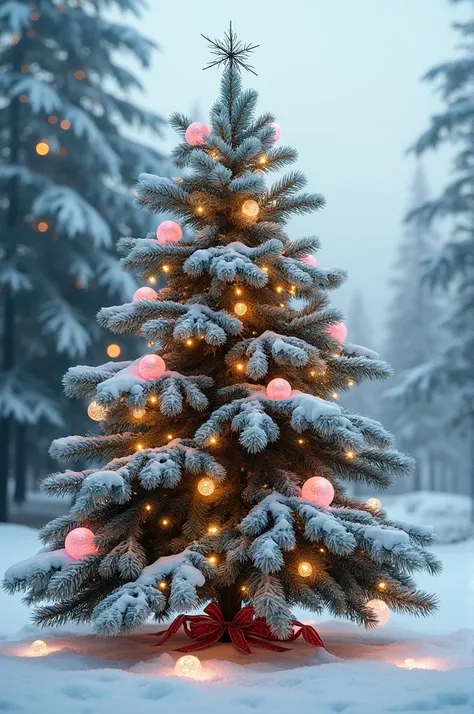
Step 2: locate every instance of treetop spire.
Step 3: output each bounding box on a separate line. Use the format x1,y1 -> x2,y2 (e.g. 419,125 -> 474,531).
202,21 -> 259,75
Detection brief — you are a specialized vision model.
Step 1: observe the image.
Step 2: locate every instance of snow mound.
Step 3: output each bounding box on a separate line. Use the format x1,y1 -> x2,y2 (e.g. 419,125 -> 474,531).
385,491 -> 472,544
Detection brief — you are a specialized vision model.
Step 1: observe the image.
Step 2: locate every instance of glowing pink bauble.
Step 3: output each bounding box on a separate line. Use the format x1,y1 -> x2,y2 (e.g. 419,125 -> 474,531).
266,378 -> 292,400
268,122 -> 281,142
156,220 -> 182,244
65,528 -> 98,560
138,354 -> 166,380
133,287 -> 158,302
302,254 -> 318,267
301,477 -> 335,507
185,122 -> 211,146
327,322 -> 347,343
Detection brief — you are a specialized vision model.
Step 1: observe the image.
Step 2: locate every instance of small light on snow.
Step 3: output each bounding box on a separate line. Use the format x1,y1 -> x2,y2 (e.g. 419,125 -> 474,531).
403,658 -> 416,670
175,655 -> 202,678
366,498 -> 382,514
30,640 -> 48,657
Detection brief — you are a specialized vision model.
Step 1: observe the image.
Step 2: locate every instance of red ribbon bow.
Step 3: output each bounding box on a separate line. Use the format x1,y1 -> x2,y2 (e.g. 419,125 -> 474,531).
152,602 -> 325,655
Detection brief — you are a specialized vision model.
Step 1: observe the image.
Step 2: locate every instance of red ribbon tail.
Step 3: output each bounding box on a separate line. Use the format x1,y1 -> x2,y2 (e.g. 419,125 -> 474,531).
291,620 -> 326,649
153,614 -> 187,646
176,626 -> 225,652
228,625 -> 252,654
246,635 -> 291,652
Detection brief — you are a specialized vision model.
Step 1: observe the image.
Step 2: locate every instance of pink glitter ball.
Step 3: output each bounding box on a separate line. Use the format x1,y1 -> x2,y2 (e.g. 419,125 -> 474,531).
65,528 -> 98,560
266,378 -> 292,400
302,254 -> 318,267
301,477 -> 335,507
156,220 -> 182,244
185,122 -> 211,146
326,322 -> 348,343
133,287 -> 158,302
137,354 -> 166,380
268,122 -> 281,142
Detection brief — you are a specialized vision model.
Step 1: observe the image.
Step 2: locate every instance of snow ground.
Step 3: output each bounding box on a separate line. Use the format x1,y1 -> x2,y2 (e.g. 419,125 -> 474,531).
0,525 -> 472,714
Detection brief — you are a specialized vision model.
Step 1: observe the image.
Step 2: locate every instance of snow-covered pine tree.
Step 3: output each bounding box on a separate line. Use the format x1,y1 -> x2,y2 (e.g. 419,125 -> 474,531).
3,27 -> 440,639
0,0 -> 166,520
389,0 -> 474,503
383,164 -> 446,492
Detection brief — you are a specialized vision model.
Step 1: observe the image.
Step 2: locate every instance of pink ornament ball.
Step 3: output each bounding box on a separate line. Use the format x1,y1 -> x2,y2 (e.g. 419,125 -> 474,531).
156,220 -> 182,244
185,122 -> 211,146
301,476 -> 335,508
65,528 -> 98,560
266,378 -> 292,400
268,122 -> 281,142
302,254 -> 318,268
138,354 -> 166,380
133,287 -> 158,302
327,322 -> 348,343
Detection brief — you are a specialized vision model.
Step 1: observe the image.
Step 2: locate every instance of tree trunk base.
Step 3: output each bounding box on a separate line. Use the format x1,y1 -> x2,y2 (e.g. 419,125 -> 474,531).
217,585 -> 242,641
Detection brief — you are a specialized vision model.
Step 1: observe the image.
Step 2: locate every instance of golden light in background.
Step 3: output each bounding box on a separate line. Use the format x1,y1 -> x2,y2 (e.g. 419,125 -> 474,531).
19,94 -> 28,102
258,155 -> 268,165
377,581 -> 387,591
235,363 -> 245,372
240,585 -> 248,593
158,581 -> 167,590
241,199 -> 260,218
74,69 -> 86,80
162,265 -> 170,273
136,443 -> 144,451
149,395 -> 158,404
166,433 -> 173,441
345,450 -> 355,460
87,401 -> 107,421
209,437 -> 217,445
234,301 -> 248,316
106,343 -> 121,358
60,118 -> 71,130
148,276 -> 156,284
197,478 -> 215,496
331,392 -> 339,400
208,525 -> 219,534
144,503 -> 152,511
275,286 -> 283,294
235,287 -> 243,296
132,407 -> 146,419
207,555 -> 218,565
261,266 -> 269,273
35,141 -> 50,156
161,518 -> 170,527
48,115 -> 58,124
297,439 -> 304,445
298,561 -> 313,578
37,221 -> 48,233
366,498 -> 382,514
185,338 -> 193,347
347,379 -> 355,387
196,205 -> 205,215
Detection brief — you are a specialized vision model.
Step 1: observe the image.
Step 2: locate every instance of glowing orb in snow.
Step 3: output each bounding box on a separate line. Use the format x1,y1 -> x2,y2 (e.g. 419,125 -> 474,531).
65,528 -> 98,560
138,354 -> 166,380
301,477 -> 335,507
175,655 -> 202,678
156,220 -> 182,243
266,378 -> 292,400
30,640 -> 48,657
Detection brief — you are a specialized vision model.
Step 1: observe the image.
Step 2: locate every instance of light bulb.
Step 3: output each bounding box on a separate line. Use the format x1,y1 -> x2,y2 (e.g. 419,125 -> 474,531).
174,655 -> 202,679
149,395 -> 158,404
60,119 -> 71,130
185,338 -> 193,347
148,276 -> 157,284
275,286 -> 283,294
132,407 -> 146,419
161,518 -> 170,527
209,437 -> 217,445
345,450 -> 355,460
331,392 -> 339,400
37,221 -> 48,232
298,561 -> 313,578
207,555 -> 218,565
197,478 -> 215,496
240,585 -> 248,593
236,363 -> 245,371
347,379 -> 355,387
35,141 -> 50,156
377,581 -> 387,591
241,199 -> 260,218
235,287 -> 243,296
297,438 -> 305,445
162,265 -> 170,273
196,205 -> 205,215
158,581 -> 167,590
366,498 -> 382,514
144,503 -> 152,511
234,301 -> 248,316
106,343 -> 121,358
87,401 -> 107,421
30,640 -> 48,657
258,155 -> 268,165
208,525 -> 219,534
136,443 -> 144,451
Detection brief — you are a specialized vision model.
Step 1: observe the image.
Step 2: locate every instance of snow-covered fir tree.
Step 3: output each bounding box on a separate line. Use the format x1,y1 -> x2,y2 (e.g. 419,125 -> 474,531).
390,0 -> 474,501
4,27 -> 440,640
0,0 -> 167,520
383,164 -> 447,492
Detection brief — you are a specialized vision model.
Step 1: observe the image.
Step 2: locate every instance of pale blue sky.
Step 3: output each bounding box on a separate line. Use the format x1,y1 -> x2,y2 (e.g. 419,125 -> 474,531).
122,0 -> 462,345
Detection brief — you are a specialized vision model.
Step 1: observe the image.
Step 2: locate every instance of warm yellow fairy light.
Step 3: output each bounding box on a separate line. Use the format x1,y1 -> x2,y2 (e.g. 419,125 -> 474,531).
60,119 -> 71,130
87,401 -> 107,421
275,286 -> 283,294
136,443 -> 144,451
197,478 -> 215,496
37,221 -> 48,233
279,302 -> 285,308
258,155 -> 268,165
48,115 -> 58,124
298,561 -> 313,578
403,658 -> 416,670
161,518 -> 170,527
30,640 -> 48,657
166,433 -> 173,441
35,141 -> 50,156
158,581 -> 167,590
331,392 -> 339,400
106,343 -> 121,358
148,276 -> 156,284
366,498 -> 382,514
236,362 -> 245,372
235,287 -> 243,296
196,205 -> 205,215
144,503 -> 152,511
242,199 -> 260,218
319,547 -> 326,553
175,655 -> 202,678
147,341 -> 155,348
297,439 -> 305,445
162,265 -> 170,273
234,301 -> 248,316
74,69 -> 86,80
347,379 -> 355,387
185,338 -> 194,347
262,266 -> 269,273
149,395 -> 158,404
209,437 -> 217,445
207,555 -> 218,565
132,407 -> 146,419
346,450 -> 355,460
377,581 -> 387,591
208,525 -> 219,534
240,585 -> 248,593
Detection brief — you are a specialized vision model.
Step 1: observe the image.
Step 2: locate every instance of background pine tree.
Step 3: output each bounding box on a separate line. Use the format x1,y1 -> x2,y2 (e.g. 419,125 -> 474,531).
0,0 -> 167,521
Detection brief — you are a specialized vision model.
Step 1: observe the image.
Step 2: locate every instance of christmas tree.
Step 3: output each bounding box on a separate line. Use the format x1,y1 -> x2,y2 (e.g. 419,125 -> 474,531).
0,0 -> 166,520
4,27 -> 440,643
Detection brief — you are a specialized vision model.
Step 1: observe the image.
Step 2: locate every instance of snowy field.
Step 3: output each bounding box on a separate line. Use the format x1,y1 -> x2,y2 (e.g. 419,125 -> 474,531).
0,524 -> 472,714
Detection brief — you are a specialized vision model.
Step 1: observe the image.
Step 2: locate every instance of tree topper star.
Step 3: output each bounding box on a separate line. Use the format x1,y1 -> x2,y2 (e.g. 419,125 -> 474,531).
202,22 -> 259,75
